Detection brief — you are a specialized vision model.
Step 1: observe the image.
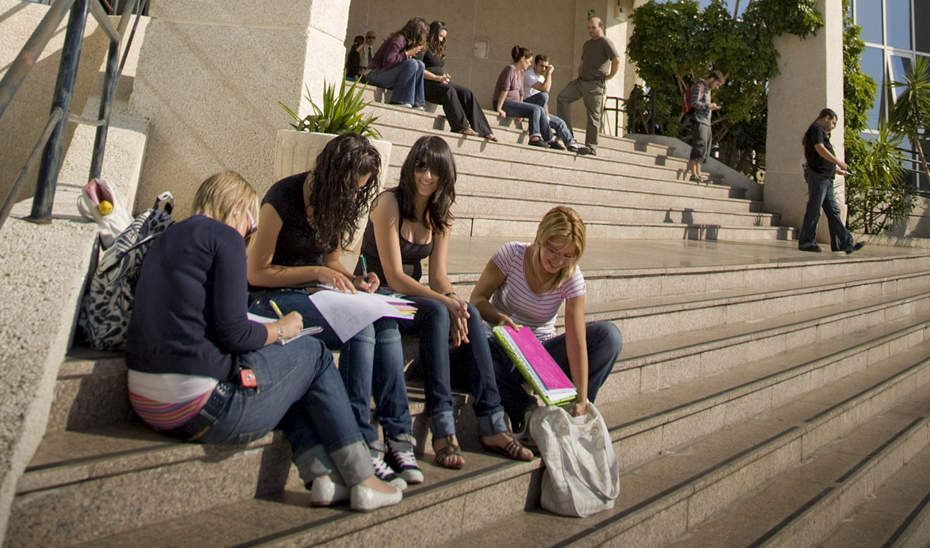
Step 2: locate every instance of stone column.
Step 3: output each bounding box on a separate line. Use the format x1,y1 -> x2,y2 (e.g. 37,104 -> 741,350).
128,0 -> 351,216
764,0 -> 845,244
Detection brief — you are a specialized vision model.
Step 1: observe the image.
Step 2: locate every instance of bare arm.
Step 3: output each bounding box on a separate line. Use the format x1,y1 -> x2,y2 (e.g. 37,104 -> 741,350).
563,295 -> 589,415
470,260 -> 516,328
246,203 -> 356,293
606,57 -> 620,80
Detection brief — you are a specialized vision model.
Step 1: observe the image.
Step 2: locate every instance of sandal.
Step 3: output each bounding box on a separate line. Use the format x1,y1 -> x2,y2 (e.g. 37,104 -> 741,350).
433,435 -> 465,469
483,134 -> 498,142
479,433 -> 533,462
457,128 -> 479,136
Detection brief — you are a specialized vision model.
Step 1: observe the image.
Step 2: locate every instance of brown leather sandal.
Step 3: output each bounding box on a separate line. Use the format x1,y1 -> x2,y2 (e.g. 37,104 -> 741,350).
480,434 -> 533,462
433,435 -> 465,469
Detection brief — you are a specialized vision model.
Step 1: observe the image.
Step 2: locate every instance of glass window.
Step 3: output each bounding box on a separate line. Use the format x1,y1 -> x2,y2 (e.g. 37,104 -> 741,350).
856,0 -> 884,44
861,47 -> 885,129
889,55 -> 913,101
885,0 -> 912,50
917,1 -> 930,53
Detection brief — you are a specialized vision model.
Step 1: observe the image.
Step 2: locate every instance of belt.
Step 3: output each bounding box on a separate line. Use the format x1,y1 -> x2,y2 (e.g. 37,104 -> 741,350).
162,380 -> 235,442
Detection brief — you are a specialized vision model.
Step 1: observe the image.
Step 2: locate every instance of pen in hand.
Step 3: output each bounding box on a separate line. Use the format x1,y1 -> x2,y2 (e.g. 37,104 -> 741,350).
269,300 -> 284,319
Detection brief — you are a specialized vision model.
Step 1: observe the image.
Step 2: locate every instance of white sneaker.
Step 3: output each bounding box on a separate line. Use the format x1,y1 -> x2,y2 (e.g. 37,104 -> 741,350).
372,454 -> 408,490
309,475 -> 350,506
386,436 -> 424,485
350,483 -> 402,512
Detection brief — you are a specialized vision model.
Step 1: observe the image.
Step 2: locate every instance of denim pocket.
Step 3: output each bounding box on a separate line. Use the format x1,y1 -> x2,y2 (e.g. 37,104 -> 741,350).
234,427 -> 272,445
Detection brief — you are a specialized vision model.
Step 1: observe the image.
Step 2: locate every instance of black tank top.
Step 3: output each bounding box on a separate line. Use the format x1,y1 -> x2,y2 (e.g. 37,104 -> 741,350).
355,190 -> 433,286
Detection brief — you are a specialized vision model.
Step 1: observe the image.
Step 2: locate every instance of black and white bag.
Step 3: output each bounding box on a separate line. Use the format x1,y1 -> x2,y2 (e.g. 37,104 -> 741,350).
78,202 -> 174,351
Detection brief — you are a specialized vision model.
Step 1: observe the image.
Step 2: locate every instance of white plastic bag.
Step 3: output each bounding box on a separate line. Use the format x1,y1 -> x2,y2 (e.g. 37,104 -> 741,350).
77,178 -> 132,249
529,402 -> 620,517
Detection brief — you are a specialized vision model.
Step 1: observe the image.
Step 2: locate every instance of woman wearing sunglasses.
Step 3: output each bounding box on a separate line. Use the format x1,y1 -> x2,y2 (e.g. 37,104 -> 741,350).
354,135 -> 532,469
469,206 -> 623,437
126,171 -> 402,512
246,133 -> 422,495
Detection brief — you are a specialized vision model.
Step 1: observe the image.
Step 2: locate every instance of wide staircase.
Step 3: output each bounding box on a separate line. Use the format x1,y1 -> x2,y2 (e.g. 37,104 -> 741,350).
7,96 -> 930,548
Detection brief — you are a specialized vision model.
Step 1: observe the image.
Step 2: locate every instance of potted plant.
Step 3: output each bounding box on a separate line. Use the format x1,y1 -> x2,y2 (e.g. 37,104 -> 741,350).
275,76 -> 391,182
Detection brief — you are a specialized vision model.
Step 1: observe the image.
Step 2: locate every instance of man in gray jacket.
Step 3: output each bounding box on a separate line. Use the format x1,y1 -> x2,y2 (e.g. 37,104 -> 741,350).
687,70 -> 725,182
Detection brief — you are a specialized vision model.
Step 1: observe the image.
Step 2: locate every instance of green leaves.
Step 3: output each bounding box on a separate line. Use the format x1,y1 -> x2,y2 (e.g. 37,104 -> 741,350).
846,125 -> 914,234
279,75 -> 382,139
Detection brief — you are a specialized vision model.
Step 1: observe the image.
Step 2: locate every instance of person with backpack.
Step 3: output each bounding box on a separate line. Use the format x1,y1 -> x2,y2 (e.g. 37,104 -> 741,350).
685,70 -> 725,182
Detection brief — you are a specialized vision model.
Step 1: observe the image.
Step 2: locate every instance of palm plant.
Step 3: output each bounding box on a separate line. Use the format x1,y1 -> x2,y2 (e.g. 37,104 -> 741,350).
887,55 -> 930,182
279,76 -> 381,139
846,124 -> 913,234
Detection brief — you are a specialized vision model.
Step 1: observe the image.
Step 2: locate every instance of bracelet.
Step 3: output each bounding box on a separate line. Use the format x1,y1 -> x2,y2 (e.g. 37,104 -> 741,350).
276,325 -> 285,341
444,291 -> 457,298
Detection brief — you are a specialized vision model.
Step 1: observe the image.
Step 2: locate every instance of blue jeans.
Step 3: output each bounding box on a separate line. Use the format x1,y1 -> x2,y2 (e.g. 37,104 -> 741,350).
798,169 -> 854,251
524,92 -> 577,145
196,336 -> 373,486
249,289 -> 411,449
366,58 -> 425,106
491,321 -> 623,425
501,98 -> 553,141
398,297 -> 507,438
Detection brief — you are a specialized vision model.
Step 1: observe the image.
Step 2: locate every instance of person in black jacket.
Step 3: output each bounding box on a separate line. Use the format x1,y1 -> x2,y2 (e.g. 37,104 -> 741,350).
346,35 -> 364,81
420,21 -> 497,142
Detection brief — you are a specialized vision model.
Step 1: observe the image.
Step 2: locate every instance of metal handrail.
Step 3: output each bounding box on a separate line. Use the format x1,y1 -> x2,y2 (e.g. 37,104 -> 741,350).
0,0 -> 145,230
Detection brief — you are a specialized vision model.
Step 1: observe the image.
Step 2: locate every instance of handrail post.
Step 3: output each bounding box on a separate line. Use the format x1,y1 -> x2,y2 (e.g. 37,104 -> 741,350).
28,0 -> 90,224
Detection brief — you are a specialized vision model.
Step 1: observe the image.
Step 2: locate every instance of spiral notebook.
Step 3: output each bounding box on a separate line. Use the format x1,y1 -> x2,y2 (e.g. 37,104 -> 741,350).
492,325 -> 576,406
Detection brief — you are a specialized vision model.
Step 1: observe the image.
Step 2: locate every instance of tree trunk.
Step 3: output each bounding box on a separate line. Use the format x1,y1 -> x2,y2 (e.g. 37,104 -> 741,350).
912,133 -> 930,186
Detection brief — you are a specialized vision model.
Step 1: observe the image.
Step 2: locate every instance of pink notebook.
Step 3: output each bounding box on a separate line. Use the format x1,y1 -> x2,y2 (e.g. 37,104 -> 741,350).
494,325 -> 576,405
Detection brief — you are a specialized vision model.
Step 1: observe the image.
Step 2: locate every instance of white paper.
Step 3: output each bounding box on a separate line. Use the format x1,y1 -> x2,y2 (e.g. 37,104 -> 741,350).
247,313 -> 324,345
308,291 -> 414,343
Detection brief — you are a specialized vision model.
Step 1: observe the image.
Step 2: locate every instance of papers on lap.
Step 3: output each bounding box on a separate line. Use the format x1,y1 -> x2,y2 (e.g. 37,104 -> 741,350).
247,313 -> 323,345
493,325 -> 577,406
308,289 -> 415,343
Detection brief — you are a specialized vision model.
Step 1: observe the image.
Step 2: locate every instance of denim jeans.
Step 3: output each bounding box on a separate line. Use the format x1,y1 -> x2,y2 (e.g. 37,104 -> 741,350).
249,289 -> 411,448
798,169 -> 854,252
195,336 -> 373,486
491,321 -> 623,425
397,297 -> 507,438
366,58 -> 425,106
501,98 -> 553,142
524,92 -> 578,146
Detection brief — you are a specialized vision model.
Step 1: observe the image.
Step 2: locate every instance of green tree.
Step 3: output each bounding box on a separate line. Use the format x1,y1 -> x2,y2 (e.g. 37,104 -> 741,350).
841,0 -> 877,172
887,55 -> 930,183
846,124 -> 913,233
626,0 -> 822,180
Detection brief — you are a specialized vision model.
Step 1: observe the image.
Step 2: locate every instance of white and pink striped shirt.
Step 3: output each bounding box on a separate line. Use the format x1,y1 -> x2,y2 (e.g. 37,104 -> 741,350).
487,242 -> 586,340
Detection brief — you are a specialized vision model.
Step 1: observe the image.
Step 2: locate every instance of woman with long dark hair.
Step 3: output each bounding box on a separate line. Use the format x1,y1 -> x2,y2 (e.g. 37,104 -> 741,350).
346,35 -> 365,81
493,46 -> 562,149
354,136 -> 533,469
247,134 -> 423,491
366,18 -> 428,109
420,21 -> 496,142
127,171 -> 402,512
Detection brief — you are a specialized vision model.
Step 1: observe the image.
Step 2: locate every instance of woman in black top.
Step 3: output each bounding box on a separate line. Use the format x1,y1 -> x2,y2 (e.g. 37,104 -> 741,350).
346,35 -> 364,81
421,21 -> 497,142
127,171 -> 401,512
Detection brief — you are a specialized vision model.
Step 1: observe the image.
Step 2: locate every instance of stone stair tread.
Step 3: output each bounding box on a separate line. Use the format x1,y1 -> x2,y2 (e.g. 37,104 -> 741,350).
436,346 -> 930,548
817,443 -> 930,548
452,209 -> 788,232
75,440 -> 541,548
665,391 -> 930,548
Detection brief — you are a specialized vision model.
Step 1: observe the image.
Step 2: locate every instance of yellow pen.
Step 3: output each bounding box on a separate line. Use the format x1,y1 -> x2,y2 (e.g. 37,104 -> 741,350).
269,300 -> 284,319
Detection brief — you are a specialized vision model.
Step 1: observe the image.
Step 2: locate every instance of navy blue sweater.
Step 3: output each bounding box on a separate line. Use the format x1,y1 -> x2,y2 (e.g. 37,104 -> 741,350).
127,215 -> 267,381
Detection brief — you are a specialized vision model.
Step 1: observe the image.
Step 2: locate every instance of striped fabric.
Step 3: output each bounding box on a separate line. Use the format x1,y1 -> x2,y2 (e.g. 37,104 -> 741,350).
487,242 -> 586,339
129,390 -> 213,430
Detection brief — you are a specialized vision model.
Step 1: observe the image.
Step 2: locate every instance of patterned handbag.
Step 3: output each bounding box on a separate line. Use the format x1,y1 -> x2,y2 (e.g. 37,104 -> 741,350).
77,205 -> 174,351
529,402 -> 621,517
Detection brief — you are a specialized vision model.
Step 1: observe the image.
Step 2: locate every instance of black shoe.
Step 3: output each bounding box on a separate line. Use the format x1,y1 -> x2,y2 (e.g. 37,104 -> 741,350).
799,244 -> 822,253
547,139 -> 565,150
586,149 -> 596,156
528,136 -> 547,147
845,241 -> 866,254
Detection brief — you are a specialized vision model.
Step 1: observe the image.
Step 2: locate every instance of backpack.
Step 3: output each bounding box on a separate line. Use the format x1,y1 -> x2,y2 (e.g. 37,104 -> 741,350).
78,205 -> 175,351
681,81 -> 706,118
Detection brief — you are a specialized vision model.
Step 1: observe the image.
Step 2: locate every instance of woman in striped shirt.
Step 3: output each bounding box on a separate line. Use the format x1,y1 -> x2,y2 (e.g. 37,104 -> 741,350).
470,206 -> 623,435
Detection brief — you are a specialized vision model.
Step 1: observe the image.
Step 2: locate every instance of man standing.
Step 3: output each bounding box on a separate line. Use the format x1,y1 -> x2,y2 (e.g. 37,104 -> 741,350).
525,55 -> 590,154
360,31 -> 377,73
686,71 -> 725,182
798,108 -> 865,254
556,17 -> 620,156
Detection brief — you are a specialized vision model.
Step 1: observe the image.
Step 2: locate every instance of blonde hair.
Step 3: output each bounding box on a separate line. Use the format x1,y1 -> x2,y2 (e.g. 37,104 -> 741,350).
192,171 -> 259,226
529,206 -> 586,293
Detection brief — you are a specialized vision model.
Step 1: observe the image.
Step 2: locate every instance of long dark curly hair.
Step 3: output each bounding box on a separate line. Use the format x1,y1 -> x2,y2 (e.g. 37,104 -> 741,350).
307,133 -> 380,252
392,17 -> 429,50
427,21 -> 447,59
396,136 -> 456,233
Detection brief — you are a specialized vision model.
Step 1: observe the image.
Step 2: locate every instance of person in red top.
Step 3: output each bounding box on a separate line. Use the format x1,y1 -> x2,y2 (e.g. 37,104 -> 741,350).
366,18 -> 428,109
